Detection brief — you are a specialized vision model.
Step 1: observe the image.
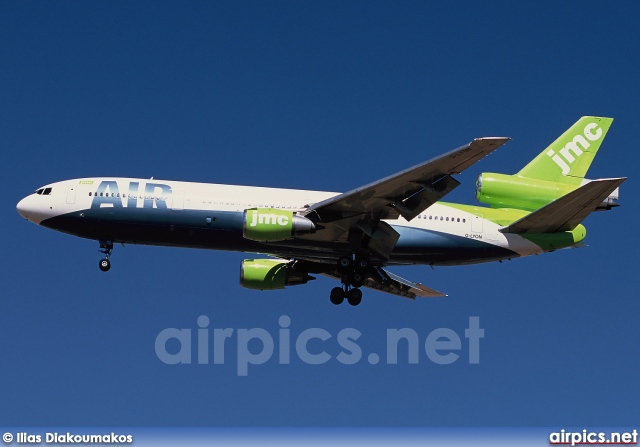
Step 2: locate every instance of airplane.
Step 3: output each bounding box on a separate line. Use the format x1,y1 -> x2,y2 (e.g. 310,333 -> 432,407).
16,116 -> 624,306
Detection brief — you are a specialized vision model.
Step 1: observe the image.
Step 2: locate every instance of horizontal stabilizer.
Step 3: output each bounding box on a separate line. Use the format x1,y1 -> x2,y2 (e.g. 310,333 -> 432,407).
500,177 -> 626,234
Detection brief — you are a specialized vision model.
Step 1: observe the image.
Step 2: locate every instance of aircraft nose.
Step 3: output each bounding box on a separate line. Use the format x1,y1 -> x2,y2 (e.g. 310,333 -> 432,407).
16,196 -> 31,219
16,194 -> 49,224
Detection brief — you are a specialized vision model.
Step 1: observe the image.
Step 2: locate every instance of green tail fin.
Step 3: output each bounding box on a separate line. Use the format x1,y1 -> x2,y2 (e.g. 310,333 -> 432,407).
517,116 -> 613,185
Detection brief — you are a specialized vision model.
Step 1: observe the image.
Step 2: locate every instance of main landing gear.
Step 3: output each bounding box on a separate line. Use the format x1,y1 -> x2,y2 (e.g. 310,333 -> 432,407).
330,286 -> 362,306
98,241 -> 113,272
330,255 -> 369,306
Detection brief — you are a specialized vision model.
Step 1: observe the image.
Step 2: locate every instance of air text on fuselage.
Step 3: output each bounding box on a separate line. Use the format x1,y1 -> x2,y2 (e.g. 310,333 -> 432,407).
90,180 -> 173,209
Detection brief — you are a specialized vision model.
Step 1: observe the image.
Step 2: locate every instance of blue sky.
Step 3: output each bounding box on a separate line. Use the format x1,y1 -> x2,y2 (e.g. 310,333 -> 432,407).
1,1 -> 639,427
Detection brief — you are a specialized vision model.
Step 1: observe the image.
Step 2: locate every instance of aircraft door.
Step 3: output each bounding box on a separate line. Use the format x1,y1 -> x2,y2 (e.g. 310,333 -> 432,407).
66,186 -> 76,204
471,214 -> 483,233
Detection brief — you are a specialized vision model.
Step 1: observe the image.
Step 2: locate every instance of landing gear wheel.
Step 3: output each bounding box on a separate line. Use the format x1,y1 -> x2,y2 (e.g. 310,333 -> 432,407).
99,258 -> 111,272
98,240 -> 114,272
354,258 -> 369,273
347,288 -> 362,306
337,256 -> 352,273
330,287 -> 345,305
350,273 -> 365,288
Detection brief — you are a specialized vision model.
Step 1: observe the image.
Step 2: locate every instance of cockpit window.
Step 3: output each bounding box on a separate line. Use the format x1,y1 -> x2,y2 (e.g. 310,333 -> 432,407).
43,187 -> 52,195
35,189 -> 44,195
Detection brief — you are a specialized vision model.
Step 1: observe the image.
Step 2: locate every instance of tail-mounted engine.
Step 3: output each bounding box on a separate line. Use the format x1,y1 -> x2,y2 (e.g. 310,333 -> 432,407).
476,173 -> 621,211
475,173 -> 573,211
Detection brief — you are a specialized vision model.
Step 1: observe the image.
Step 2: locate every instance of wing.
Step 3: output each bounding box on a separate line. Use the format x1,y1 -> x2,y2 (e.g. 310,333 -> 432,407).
305,137 -> 509,222
300,137 -> 510,259
323,266 -> 446,299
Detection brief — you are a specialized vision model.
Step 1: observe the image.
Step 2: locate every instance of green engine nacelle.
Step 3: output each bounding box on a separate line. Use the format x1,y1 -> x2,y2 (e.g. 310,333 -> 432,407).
243,208 -> 316,242
240,259 -> 314,290
475,173 -> 575,211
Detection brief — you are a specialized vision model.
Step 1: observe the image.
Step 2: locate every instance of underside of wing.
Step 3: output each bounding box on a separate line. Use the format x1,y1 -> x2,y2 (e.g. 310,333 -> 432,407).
322,266 -> 446,299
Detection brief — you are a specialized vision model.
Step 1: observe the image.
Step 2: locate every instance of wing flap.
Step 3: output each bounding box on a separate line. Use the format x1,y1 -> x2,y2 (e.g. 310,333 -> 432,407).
500,177 -> 626,234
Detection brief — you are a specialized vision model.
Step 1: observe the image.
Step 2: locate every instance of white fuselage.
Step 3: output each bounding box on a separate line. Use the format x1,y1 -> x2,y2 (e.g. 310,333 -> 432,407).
17,177 -> 543,266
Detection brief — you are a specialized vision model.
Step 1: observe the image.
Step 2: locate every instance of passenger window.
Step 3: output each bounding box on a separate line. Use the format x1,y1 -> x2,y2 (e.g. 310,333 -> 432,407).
89,192 -> 93,196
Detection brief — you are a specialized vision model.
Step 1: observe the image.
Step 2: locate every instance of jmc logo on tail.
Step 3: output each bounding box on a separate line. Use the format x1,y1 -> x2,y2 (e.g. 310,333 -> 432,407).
546,122 -> 603,175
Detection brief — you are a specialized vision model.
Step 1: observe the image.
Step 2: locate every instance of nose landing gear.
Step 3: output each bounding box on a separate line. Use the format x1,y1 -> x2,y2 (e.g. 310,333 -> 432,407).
98,241 -> 113,272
